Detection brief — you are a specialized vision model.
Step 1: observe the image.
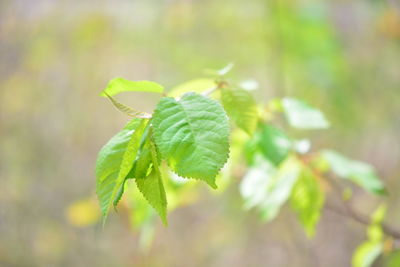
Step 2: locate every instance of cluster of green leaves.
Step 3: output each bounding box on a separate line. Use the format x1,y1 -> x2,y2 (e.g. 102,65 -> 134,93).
96,76 -> 230,225
96,65 -> 392,266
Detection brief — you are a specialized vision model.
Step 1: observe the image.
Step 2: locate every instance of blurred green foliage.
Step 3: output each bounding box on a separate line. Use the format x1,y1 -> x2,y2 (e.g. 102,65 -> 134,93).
1,0 -> 400,266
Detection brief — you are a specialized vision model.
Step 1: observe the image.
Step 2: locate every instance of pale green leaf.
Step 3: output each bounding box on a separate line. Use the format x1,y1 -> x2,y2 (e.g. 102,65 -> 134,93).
104,92 -> 151,118
168,79 -> 215,98
221,88 -> 259,135
136,140 -> 168,225
352,205 -> 386,267
259,156 -> 301,222
152,92 -> 230,188
352,241 -> 383,267
101,77 -> 164,97
96,118 -> 148,223
290,167 -> 325,237
240,155 -> 277,209
204,63 -> 234,76
322,150 -> 385,194
367,205 -> 386,242
293,139 -> 311,154
258,124 -> 292,166
282,98 -> 330,129
239,79 -> 259,91
217,62 -> 234,76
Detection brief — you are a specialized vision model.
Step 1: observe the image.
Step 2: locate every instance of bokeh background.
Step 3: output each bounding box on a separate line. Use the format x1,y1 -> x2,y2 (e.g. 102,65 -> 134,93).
1,0 -> 400,266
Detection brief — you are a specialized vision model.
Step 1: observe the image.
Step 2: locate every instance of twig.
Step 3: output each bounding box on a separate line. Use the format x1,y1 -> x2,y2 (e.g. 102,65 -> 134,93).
325,202 -> 400,239
297,154 -> 400,239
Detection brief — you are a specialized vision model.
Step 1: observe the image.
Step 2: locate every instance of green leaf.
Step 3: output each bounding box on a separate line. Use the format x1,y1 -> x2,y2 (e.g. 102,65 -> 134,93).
240,155 -> 277,209
352,205 -> 386,267
290,167 -> 325,237
101,77 -> 164,97
240,155 -> 301,221
136,139 -> 168,225
221,88 -> 259,135
258,124 -> 292,166
113,128 -> 153,207
384,250 -> 400,267
127,134 -> 153,179
96,118 -> 148,223
352,241 -> 383,267
104,92 -> 151,118
239,79 -> 259,91
152,92 -> 230,188
282,98 -> 330,129
204,63 -> 234,76
322,150 -> 385,194
217,63 -> 234,76
259,156 -> 301,222
367,205 -> 386,242
168,79 -> 215,98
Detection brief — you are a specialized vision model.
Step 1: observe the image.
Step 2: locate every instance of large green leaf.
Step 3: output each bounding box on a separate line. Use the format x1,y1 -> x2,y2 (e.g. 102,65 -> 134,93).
221,88 -> 259,135
258,124 -> 292,166
322,150 -> 385,194
290,167 -> 325,237
282,98 -> 330,129
136,139 -> 168,225
101,77 -> 164,97
259,156 -> 301,222
96,118 -> 148,223
152,92 -> 230,188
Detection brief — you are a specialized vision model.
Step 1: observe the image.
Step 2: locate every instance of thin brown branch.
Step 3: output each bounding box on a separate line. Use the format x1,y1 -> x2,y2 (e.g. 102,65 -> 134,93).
325,202 -> 400,239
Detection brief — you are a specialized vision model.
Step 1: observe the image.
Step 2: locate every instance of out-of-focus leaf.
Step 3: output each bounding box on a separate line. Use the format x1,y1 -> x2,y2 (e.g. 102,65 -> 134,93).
96,118 -> 148,223
367,205 -> 386,242
259,156 -> 301,222
282,98 -> 330,129
66,198 -> 100,227
168,78 -> 216,98
100,77 -> 164,97
258,124 -> 292,166
204,63 -> 234,76
322,150 -> 385,194
290,167 -> 325,237
135,140 -> 168,225
352,205 -> 386,267
384,250 -> 400,267
221,87 -> 259,135
152,93 -> 230,188
239,79 -> 259,91
218,63 -> 234,76
293,139 -> 311,154
352,242 -> 383,267
240,155 -> 277,209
